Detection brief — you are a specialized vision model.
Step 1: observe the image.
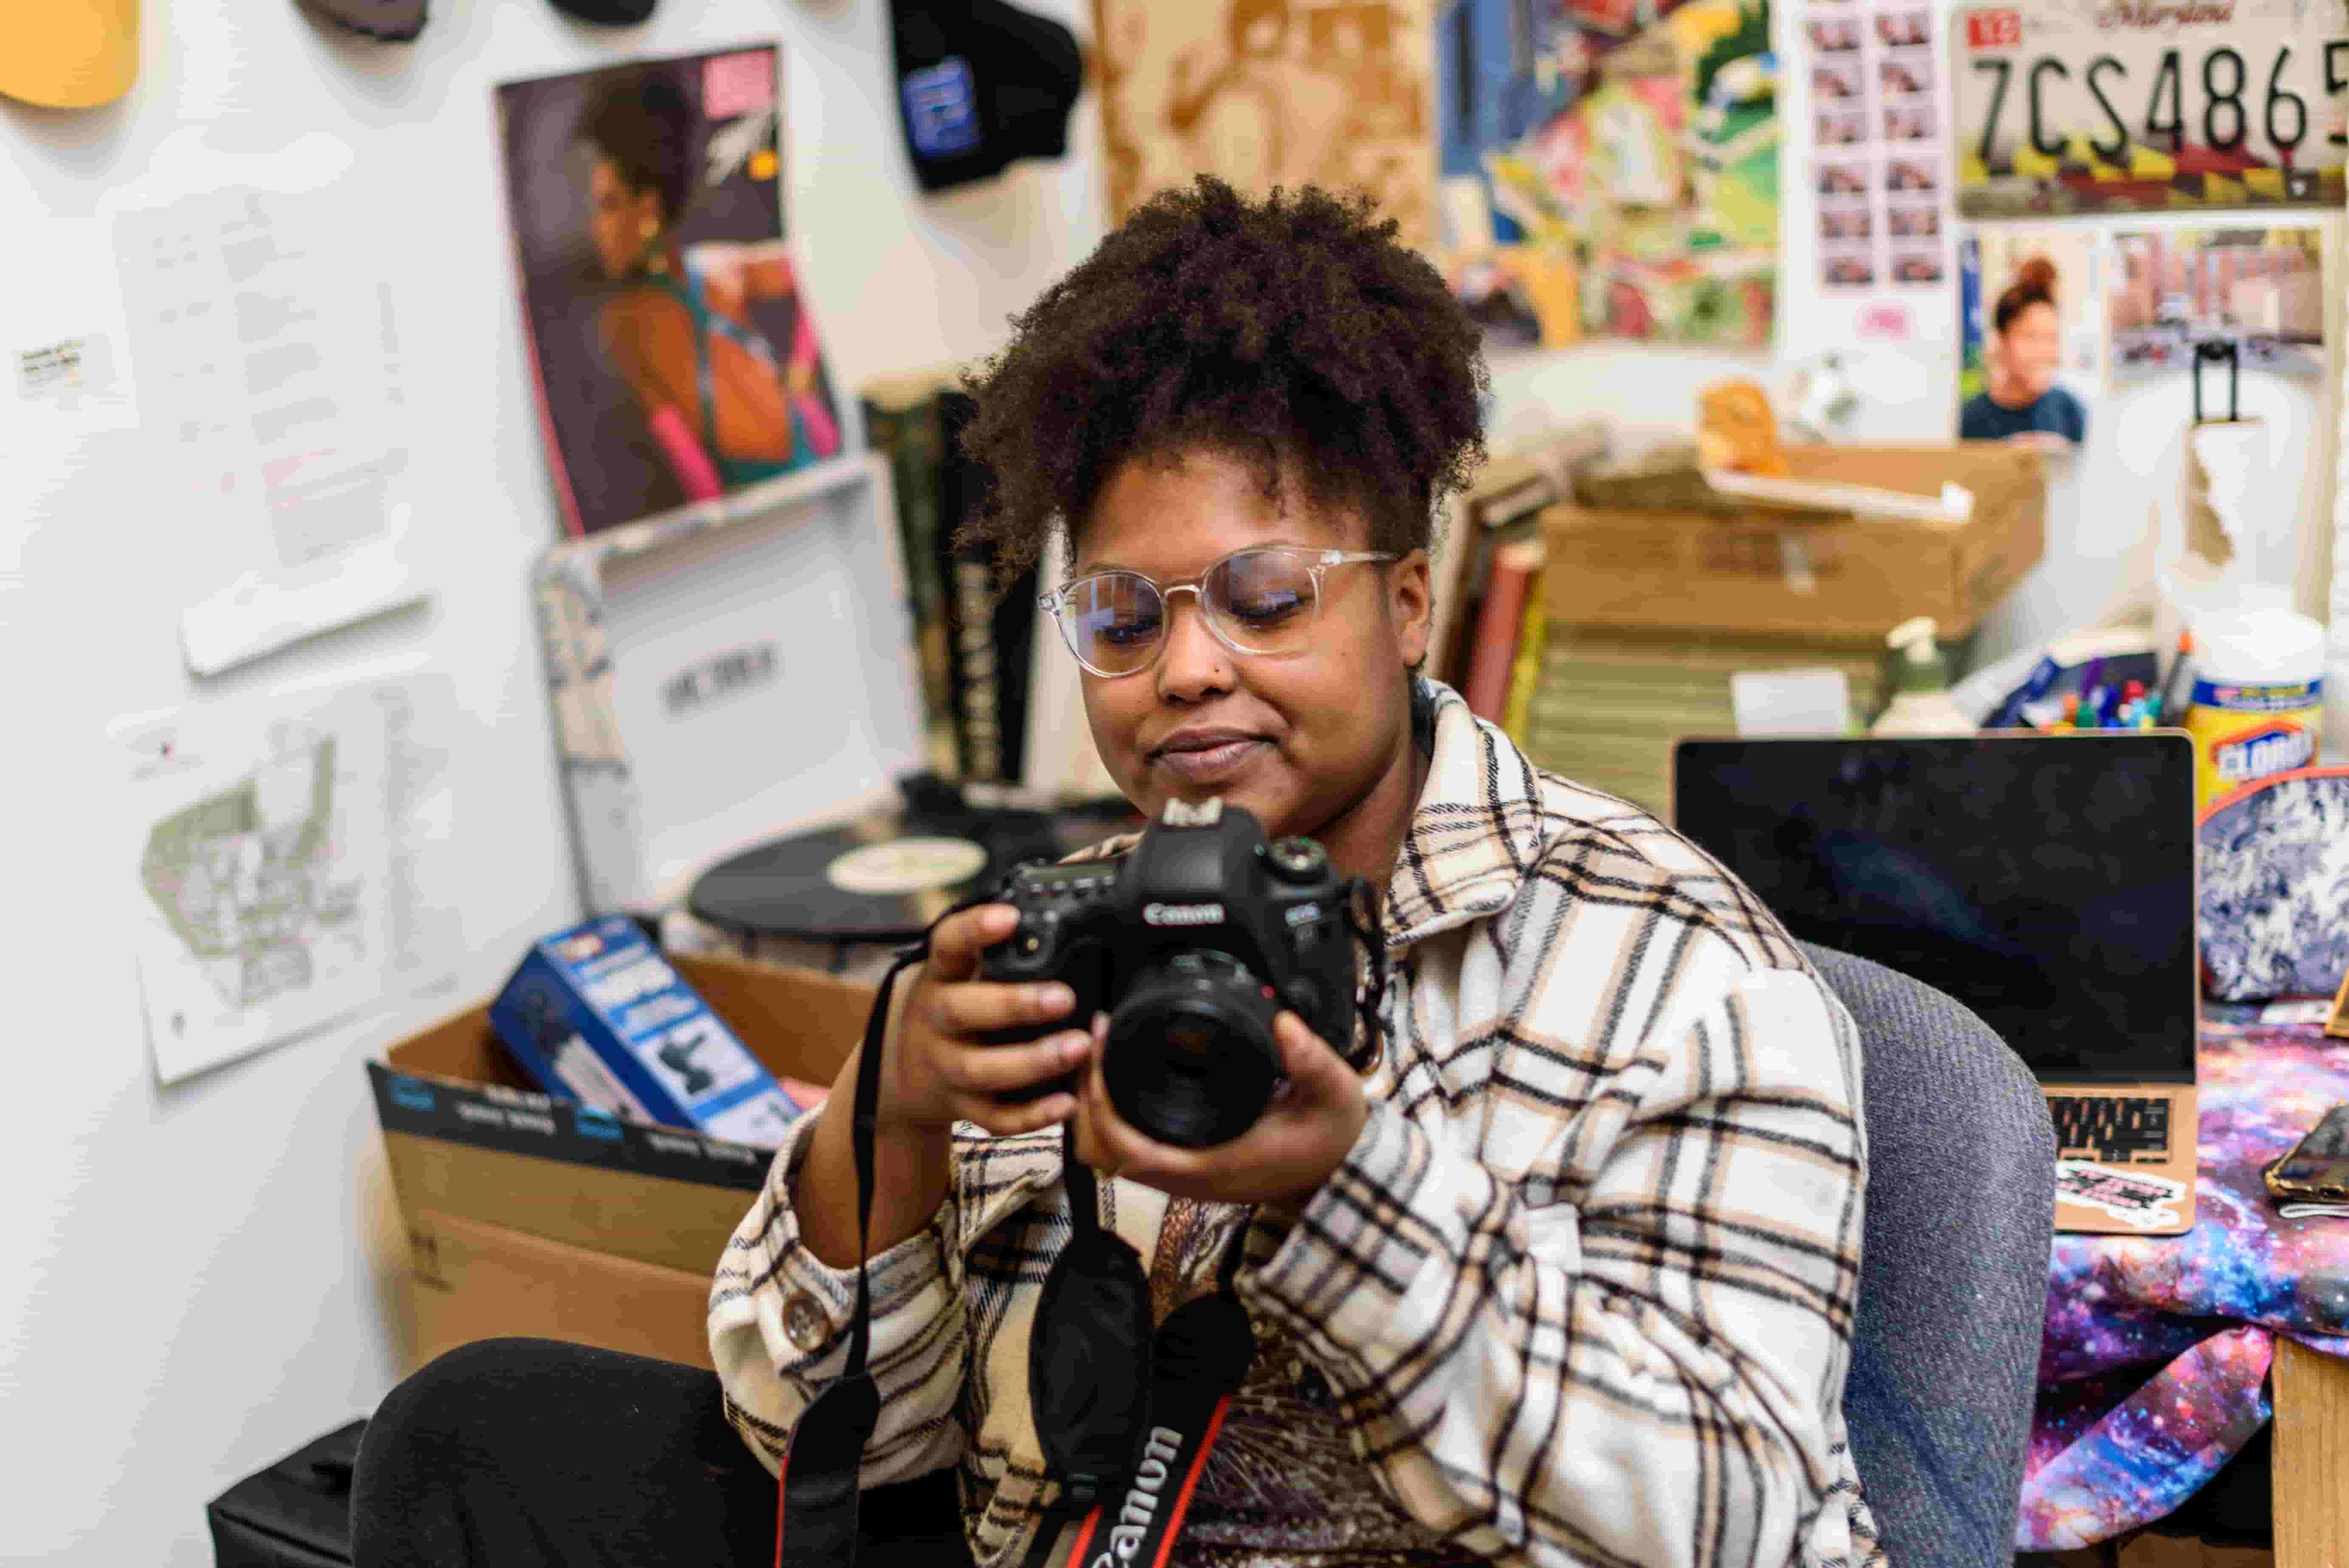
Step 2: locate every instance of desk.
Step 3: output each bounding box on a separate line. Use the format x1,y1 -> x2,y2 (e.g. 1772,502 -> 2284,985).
2273,1337 -> 2349,1568
2019,1021 -> 2349,1553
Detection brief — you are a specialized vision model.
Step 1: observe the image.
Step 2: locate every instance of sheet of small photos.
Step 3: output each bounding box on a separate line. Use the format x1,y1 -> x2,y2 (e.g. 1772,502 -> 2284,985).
1804,0 -> 1952,300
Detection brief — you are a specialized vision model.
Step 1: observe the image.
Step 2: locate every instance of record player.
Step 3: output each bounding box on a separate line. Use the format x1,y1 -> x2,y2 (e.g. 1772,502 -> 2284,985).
533,451 -> 1139,979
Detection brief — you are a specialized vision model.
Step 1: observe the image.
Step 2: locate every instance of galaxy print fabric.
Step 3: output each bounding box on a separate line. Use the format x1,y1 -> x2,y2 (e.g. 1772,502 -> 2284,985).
2017,1023 -> 2349,1549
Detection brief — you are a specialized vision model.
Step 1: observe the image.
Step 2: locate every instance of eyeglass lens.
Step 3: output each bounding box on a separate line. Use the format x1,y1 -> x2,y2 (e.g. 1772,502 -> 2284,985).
1062,550 -> 1320,673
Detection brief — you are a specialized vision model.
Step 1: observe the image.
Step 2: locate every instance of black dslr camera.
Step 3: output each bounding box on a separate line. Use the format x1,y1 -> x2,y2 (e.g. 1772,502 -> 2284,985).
981,798 -> 1364,1148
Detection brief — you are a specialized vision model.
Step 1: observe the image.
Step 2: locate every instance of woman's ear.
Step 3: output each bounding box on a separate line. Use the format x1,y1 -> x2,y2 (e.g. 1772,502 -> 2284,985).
1388,549 -> 1433,670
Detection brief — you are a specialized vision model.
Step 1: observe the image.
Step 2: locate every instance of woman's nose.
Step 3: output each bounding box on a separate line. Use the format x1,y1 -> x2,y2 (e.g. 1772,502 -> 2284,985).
1155,592 -> 1232,698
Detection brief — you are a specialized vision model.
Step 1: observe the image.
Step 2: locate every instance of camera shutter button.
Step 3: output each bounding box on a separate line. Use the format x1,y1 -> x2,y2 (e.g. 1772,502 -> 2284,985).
1006,913 -> 1053,964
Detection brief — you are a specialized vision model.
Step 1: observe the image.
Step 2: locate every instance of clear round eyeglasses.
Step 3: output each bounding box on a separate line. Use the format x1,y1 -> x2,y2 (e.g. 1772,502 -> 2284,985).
1037,545 -> 1400,678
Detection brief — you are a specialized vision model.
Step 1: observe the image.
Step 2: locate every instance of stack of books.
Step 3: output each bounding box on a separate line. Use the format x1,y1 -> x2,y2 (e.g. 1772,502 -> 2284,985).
859,368 -> 1115,804
1516,629 -> 1886,815
860,367 -> 1037,794
1431,422 -> 1610,746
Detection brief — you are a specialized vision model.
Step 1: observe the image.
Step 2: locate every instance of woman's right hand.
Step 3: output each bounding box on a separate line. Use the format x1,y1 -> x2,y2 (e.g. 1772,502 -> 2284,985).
879,903 -> 1090,1137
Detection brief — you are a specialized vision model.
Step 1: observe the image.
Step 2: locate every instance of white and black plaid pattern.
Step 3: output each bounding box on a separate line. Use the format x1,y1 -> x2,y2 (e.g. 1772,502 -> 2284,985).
711,680 -> 1886,1568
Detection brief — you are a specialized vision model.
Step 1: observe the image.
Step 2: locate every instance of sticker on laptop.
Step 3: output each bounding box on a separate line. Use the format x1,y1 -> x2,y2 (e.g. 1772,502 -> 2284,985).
2055,1160 -> 2188,1230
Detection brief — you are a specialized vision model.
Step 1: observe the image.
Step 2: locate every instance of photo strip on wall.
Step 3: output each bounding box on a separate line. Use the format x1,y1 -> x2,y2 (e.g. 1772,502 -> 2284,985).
1805,0 -> 1952,313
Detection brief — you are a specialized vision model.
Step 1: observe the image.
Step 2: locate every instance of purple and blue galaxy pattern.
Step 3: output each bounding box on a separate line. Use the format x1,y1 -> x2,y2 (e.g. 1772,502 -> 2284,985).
2018,1023 -> 2349,1549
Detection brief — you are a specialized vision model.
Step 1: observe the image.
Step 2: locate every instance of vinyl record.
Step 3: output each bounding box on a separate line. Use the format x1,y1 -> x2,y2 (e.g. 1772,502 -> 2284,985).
687,798 -> 1138,944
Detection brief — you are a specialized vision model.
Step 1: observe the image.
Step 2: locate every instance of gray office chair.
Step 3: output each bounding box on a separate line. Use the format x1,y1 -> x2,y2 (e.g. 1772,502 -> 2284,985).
1800,942 -> 2057,1568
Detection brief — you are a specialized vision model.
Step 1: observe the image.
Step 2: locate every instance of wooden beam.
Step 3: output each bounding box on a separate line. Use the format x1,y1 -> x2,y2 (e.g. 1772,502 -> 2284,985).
2273,1337 -> 2349,1568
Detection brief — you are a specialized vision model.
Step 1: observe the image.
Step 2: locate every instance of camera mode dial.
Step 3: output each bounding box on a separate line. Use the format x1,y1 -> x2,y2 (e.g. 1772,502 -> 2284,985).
1263,837 -> 1327,883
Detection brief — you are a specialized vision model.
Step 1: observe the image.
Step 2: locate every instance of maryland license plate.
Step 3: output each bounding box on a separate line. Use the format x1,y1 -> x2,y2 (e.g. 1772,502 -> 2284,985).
1953,0 -> 2349,215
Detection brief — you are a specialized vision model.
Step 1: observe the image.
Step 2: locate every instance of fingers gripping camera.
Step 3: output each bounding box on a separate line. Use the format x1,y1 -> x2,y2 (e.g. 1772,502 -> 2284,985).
980,798 -> 1368,1148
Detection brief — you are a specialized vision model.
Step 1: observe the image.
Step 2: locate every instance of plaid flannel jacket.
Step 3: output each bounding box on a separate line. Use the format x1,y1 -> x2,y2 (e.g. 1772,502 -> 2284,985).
711,680 -> 1885,1567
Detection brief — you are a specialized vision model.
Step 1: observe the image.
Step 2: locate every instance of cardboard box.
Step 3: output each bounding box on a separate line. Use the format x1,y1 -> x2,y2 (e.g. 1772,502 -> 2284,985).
371,952 -> 875,1370
1541,443 -> 2046,643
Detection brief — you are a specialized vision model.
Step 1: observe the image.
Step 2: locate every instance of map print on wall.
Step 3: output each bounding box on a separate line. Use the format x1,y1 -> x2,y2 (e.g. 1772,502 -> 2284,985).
140,735 -> 367,1014
1093,0 -> 1440,254
119,672 -> 461,1085
1434,0 -> 1781,349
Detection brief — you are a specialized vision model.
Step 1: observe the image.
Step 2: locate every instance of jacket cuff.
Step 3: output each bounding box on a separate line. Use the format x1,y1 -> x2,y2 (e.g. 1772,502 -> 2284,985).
754,1113 -> 956,1373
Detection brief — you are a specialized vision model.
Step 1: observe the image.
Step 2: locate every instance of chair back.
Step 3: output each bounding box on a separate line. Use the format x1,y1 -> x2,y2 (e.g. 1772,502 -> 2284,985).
1800,941 -> 2055,1568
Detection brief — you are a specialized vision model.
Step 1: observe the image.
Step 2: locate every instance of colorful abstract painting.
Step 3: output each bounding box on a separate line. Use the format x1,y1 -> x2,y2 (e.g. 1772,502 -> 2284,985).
1434,0 -> 1781,349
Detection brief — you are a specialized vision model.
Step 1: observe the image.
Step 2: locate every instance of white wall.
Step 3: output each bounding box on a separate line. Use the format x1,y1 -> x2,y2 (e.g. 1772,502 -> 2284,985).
0,3 -> 1104,1563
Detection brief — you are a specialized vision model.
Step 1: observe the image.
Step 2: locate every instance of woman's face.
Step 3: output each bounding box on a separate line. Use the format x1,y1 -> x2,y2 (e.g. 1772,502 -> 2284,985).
588,158 -> 662,280
1073,448 -> 1430,863
1999,299 -> 2061,397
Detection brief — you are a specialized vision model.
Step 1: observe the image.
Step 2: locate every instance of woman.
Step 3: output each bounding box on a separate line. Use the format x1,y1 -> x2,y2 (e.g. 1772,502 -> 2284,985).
577,75 -> 837,501
1961,256 -> 2086,448
355,180 -> 1882,1568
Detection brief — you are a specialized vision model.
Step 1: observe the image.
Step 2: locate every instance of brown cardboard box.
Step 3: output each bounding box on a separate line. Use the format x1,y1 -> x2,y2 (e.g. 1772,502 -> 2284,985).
1541,443 -> 2046,643
372,953 -> 874,1371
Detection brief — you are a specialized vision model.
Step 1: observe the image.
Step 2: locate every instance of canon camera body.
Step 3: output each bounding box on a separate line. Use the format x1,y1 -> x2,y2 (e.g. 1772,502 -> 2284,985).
980,797 -> 1358,1148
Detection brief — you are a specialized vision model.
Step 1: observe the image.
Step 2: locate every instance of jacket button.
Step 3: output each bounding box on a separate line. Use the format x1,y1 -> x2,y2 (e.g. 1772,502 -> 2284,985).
783,1291 -> 830,1353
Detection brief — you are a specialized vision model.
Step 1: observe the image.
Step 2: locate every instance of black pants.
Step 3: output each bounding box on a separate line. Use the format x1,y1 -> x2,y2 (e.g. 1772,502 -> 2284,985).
352,1338 -> 969,1568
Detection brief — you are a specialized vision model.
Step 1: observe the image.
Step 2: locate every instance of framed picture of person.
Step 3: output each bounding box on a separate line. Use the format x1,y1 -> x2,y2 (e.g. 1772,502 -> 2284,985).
1957,228 -> 2103,449
497,46 -> 844,538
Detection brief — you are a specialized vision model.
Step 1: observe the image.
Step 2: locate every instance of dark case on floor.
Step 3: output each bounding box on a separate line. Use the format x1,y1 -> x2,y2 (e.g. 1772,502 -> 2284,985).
206,1419 -> 367,1567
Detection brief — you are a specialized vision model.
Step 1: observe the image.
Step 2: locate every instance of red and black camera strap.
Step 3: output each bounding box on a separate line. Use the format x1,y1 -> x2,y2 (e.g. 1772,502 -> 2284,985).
1014,1214 -> 1255,1568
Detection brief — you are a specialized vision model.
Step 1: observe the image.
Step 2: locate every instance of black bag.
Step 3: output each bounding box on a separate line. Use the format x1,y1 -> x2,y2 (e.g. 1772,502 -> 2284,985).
206,1418 -> 367,1568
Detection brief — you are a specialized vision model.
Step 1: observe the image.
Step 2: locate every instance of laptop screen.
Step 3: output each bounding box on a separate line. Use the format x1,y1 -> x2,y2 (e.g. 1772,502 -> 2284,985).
1671,733 -> 2198,1085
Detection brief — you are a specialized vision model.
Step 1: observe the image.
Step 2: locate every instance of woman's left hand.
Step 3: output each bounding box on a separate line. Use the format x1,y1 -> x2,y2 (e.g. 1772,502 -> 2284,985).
1070,1010 -> 1369,1207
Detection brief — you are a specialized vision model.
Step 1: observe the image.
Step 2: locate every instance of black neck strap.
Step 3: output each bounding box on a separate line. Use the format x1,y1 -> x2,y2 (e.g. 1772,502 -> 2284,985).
769,936 -> 931,1568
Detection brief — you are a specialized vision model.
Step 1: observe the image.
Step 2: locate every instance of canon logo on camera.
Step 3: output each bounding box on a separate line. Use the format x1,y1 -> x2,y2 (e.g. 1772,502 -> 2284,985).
1142,901 -> 1225,927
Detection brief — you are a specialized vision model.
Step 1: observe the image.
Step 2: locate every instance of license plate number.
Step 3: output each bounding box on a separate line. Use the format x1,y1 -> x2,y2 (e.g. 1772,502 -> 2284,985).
1953,1 -> 2349,214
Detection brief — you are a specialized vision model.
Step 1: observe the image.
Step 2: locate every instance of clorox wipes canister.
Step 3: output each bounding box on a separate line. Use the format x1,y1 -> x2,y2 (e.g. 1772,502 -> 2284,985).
2184,606 -> 2325,808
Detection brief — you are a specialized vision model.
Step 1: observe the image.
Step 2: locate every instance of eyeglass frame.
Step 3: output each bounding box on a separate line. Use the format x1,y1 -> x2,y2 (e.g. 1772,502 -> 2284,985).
1036,544 -> 1403,679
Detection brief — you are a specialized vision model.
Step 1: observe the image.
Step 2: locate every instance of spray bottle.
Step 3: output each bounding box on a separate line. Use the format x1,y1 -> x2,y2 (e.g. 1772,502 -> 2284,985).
1872,617 -> 1977,737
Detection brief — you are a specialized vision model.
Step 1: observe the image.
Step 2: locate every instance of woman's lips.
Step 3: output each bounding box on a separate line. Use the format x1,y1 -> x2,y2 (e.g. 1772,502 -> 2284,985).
1155,738 -> 1268,785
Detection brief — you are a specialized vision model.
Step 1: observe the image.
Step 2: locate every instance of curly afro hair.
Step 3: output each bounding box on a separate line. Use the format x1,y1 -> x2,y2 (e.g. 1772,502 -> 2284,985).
955,176 -> 1487,582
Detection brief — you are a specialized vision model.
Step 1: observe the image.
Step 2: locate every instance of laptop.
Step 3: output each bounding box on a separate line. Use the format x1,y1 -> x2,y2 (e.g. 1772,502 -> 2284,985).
1670,732 -> 2200,1236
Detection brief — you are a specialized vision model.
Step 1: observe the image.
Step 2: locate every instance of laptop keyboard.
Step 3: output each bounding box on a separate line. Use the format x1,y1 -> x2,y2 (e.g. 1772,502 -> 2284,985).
2049,1095 -> 2173,1163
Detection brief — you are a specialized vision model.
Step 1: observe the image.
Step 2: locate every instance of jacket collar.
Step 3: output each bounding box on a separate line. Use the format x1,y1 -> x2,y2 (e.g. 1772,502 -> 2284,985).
1379,678 -> 1551,948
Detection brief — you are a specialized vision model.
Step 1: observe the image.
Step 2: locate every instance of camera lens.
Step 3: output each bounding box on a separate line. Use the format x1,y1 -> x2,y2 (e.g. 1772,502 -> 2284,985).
1103,952 -> 1282,1149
